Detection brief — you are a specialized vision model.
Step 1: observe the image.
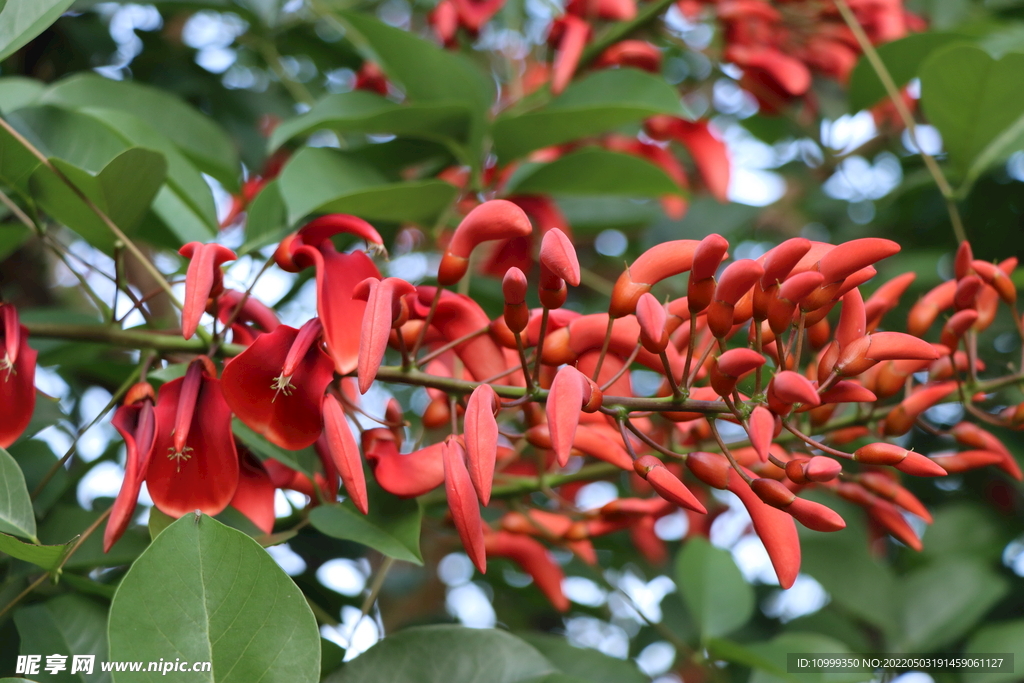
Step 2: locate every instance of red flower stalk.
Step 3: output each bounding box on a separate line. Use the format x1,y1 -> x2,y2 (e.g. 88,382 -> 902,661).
438,200 -> 533,285
179,242 -> 237,340
274,214 -> 385,375
0,303 -> 36,448
148,357 -> 239,518
443,436 -> 487,572
105,382 -> 157,551
322,393 -> 368,514
221,319 -> 335,450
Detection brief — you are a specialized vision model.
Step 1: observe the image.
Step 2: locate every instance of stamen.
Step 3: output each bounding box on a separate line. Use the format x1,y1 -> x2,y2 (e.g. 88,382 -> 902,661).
271,374 -> 295,401
167,445 -> 194,473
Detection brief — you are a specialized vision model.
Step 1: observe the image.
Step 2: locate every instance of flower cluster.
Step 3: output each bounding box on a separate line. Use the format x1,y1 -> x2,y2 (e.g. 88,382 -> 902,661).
33,198 -> 1004,609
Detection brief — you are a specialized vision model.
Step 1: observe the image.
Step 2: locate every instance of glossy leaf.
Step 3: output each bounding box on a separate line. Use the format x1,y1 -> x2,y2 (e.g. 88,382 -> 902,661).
269,91 -> 471,152
0,446 -> 37,540
963,619 -> 1024,683
505,149 -> 682,197
848,32 -> 965,110
308,483 -> 423,564
14,595 -> 111,683
746,633 -> 861,683
108,515 -> 320,683
238,179 -> 288,255
675,537 -> 754,639
920,45 -> 1024,178
0,0 -> 77,62
494,69 -> 690,160
0,532 -> 71,570
328,625 -> 555,683
278,146 -> 457,225
232,418 -> 319,480
0,76 -> 44,114
40,74 -> 238,186
30,148 -> 167,253
518,633 -> 646,683
38,506 -> 149,570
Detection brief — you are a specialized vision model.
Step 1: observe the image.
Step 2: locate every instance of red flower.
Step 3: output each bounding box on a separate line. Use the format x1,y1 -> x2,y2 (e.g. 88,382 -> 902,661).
274,214 -> 384,375
0,303 -> 36,448
147,357 -> 239,518
221,318 -> 335,451
104,382 -> 157,551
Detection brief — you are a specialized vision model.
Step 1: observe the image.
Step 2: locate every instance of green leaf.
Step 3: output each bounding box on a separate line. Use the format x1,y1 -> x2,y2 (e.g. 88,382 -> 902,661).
269,91 -> 471,153
0,0 -> 77,62
506,148 -> 682,197
39,74 -> 238,187
78,107 -> 219,236
147,506 -> 175,541
0,532 -> 71,571
963,619 -> 1024,683
38,506 -> 148,570
7,105 -> 132,175
517,633 -> 647,683
745,633 -> 862,683
14,595 -> 111,683
308,483 -> 423,564
705,638 -> 794,681
278,146 -> 457,225
847,32 -> 966,111
108,515 -> 321,683
674,537 -> 754,639
921,503 -> 1005,562
493,69 -> 689,160
0,76 -> 44,114
920,45 -> 1024,177
0,222 -> 31,261
329,625 -> 556,683
0,446 -> 37,541
29,147 -> 167,253
232,418 -> 318,479
898,557 -> 1009,652
337,12 -> 493,110
238,179 -> 288,255
336,12 -> 492,163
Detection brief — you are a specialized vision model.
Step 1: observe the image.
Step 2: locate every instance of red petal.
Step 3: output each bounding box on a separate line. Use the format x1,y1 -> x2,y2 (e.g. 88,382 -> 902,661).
443,437 -> 487,573
547,365 -> 585,467
105,400 -> 156,552
364,430 -> 445,497
465,384 -> 499,505
222,324 -> 335,451
231,451 -> 276,534
748,406 -> 775,462
645,464 -> 707,513
178,242 -> 236,340
0,324 -> 36,449
148,374 -> 239,518
675,121 -> 731,203
485,531 -> 567,610
322,395 -> 368,514
728,470 -> 800,588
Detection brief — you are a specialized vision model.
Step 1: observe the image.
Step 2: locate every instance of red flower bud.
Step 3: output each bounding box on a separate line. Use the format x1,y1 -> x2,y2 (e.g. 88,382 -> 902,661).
178,242 -> 237,340
438,200 -> 532,285
443,436 -> 487,573
685,451 -> 731,489
465,384 -> 499,505
322,394 -> 368,514
636,293 -> 669,354
633,456 -> 706,513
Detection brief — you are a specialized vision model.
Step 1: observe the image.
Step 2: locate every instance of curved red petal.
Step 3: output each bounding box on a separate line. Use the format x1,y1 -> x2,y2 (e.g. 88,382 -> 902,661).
322,394 -> 368,514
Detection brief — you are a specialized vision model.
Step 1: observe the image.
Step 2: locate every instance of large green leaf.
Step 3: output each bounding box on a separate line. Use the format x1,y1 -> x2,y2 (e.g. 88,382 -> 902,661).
337,12 -> 493,110
308,482 -> 423,564
29,147 -> 167,253
493,69 -> 689,161
847,32 -> 965,111
278,146 -> 457,225
39,74 -> 238,186
0,76 -> 44,114
238,179 -> 288,255
0,532 -> 71,571
232,419 -> 319,480
14,595 -> 111,683
705,638 -> 795,682
0,446 -> 37,541
505,149 -> 682,197
329,625 -> 556,683
963,619 -> 1024,683
269,91 -> 471,154
517,634 -> 646,683
0,0 -> 76,62
674,537 -> 754,639
745,633 -> 862,683
898,557 -> 1009,652
919,45 -> 1024,178
108,515 -> 320,683
0,118 -> 41,197
78,107 -> 219,235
